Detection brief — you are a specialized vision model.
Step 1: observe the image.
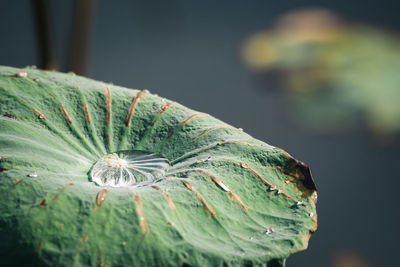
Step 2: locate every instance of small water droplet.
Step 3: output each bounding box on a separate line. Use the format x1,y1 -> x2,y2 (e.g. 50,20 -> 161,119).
27,172 -> 37,178
219,183 -> 230,192
265,227 -> 274,235
197,156 -> 213,163
91,150 -> 170,188
17,72 -> 28,78
239,162 -> 248,168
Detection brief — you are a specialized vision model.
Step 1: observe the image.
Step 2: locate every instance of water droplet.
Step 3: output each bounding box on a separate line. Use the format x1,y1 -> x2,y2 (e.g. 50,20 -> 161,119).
27,172 -> 37,178
239,162 -> 248,168
17,72 -> 28,78
197,156 -> 213,163
90,151 -> 170,188
265,227 -> 274,235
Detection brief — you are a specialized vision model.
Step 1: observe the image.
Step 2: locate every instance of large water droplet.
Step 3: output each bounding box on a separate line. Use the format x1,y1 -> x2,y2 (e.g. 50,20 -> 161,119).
90,151 -> 170,188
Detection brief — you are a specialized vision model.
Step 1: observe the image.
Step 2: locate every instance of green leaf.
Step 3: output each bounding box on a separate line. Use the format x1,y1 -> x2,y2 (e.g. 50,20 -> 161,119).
0,66 -> 317,267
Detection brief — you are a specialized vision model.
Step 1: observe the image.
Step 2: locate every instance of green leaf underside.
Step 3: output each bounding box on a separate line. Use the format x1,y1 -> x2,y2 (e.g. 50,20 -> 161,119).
0,66 -> 317,267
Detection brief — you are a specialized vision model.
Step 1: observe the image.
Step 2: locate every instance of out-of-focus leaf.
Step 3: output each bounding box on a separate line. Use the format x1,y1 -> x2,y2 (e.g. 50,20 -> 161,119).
243,8 -> 400,136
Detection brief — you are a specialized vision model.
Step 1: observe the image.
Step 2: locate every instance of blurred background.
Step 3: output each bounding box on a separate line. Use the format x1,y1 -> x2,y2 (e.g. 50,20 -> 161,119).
1,0 -> 400,266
